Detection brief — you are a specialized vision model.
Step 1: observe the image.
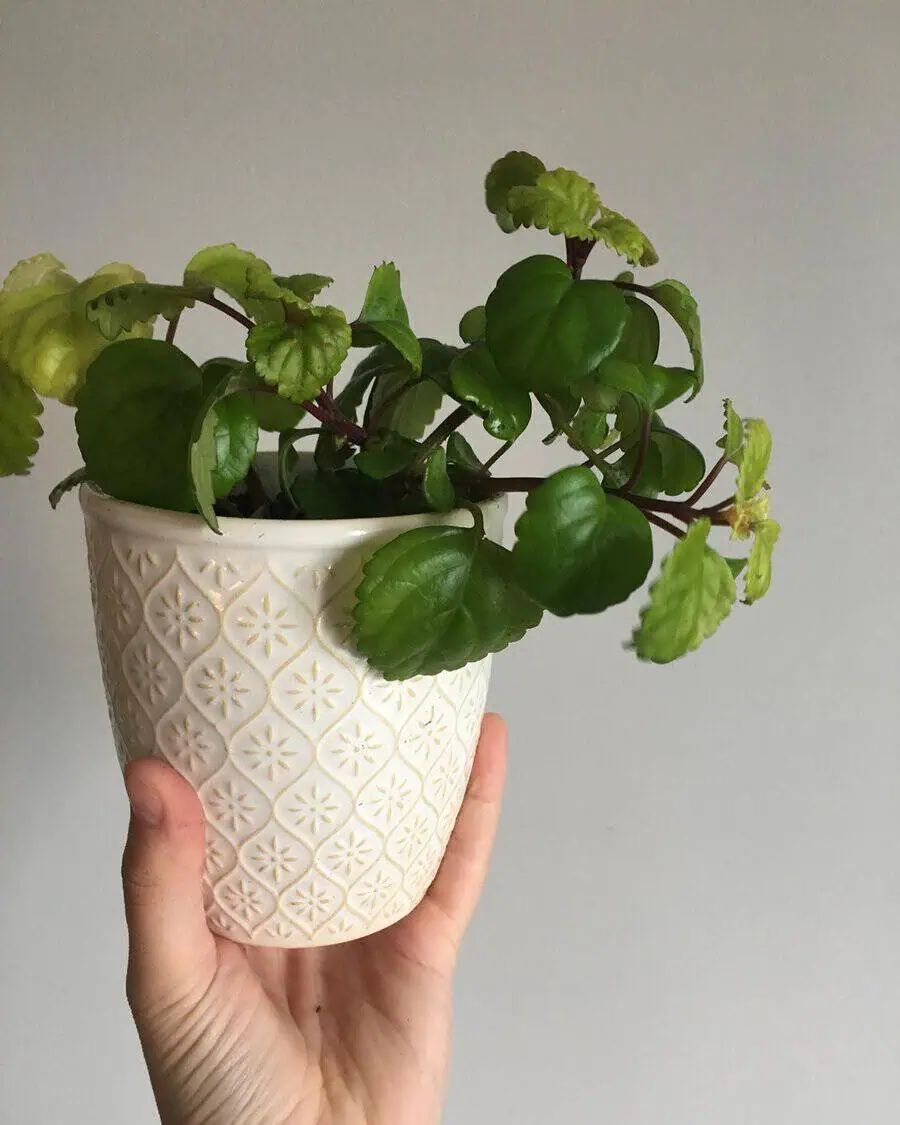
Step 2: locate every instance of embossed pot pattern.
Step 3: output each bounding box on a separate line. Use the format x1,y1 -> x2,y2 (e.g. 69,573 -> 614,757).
81,485 -> 506,947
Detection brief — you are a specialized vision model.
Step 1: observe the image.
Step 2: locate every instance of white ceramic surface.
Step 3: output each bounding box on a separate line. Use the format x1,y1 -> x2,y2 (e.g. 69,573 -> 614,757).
81,485 -> 506,947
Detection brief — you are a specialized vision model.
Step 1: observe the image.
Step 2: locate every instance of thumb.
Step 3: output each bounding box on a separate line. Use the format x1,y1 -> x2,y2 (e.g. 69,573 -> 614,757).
122,758 -> 217,1011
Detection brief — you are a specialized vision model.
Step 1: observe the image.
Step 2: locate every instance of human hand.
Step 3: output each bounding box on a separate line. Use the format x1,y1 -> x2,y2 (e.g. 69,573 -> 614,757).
121,714 -> 507,1125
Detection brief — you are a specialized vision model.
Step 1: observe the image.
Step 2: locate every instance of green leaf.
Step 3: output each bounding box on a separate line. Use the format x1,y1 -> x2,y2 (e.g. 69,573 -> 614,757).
592,208 -> 658,267
2,252 -> 71,292
366,367 -> 443,439
359,262 -> 409,325
291,468 -> 385,519
201,355 -> 303,434
632,519 -> 736,663
189,407 -> 218,530
86,282 -> 209,340
485,151 -> 546,233
353,319 -> 422,373
614,393 -> 644,449
210,395 -> 260,497
646,279 -> 703,396
608,439 -> 660,494
640,364 -> 697,410
459,305 -> 486,344
274,273 -> 333,301
355,432 -> 419,479
314,346 -> 392,470
0,358 -> 43,475
184,243 -> 285,321
485,255 -> 628,393
506,168 -> 601,240
737,418 -> 772,502
744,519 -> 780,604
539,385 -> 582,445
717,398 -> 745,463
651,424 -> 706,496
597,363 -> 695,416
541,385 -> 582,426
614,297 -> 660,365
449,343 -> 532,440
0,258 -> 151,402
338,345 -> 395,414
422,447 -> 456,512
584,358 -> 649,411
190,364 -> 261,529
249,392 -> 306,432
446,432 -> 483,474
417,337 -> 461,388
200,356 -> 243,385
512,466 -> 653,616
353,524 -> 543,678
567,404 -> 609,450
615,420 -> 706,497
725,557 -> 748,580
75,339 -> 204,511
247,307 -> 351,403
352,263 -> 420,371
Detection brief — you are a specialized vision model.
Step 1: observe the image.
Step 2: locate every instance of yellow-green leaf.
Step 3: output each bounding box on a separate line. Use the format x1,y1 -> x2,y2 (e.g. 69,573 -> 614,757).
737,418 -> 772,502
592,208 -> 658,267
0,358 -> 43,475
744,519 -> 780,604
632,519 -> 736,662
0,259 -> 151,403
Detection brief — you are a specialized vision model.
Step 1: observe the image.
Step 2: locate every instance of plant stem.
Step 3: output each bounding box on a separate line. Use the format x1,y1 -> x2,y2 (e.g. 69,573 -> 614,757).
165,313 -> 181,345
644,511 -> 686,539
418,404 -> 472,458
536,393 -> 614,475
300,395 -> 368,445
612,279 -> 655,299
474,469 -> 732,535
566,237 -> 595,279
700,495 -> 736,515
579,439 -> 622,469
196,294 -> 255,331
623,492 -> 733,527
622,494 -> 691,520
484,440 -> 513,471
687,452 -> 728,505
618,411 -> 651,495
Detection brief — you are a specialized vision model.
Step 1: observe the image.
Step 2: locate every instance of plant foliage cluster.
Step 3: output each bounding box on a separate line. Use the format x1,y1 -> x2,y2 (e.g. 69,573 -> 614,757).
0,152 -> 778,677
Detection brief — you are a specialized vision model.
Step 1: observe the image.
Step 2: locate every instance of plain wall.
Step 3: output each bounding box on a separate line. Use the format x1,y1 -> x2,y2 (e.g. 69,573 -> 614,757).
1,1 -> 898,1122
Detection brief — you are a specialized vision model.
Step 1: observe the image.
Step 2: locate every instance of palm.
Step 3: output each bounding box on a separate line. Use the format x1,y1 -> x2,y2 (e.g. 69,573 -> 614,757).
123,716 -> 506,1125
174,911 -> 457,1125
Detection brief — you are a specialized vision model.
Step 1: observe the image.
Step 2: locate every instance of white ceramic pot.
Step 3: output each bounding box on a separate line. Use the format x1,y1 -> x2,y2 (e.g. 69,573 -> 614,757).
81,484 -> 506,947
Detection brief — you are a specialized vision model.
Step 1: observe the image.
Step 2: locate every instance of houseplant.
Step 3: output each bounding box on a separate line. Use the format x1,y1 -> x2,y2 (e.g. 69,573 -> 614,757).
0,151 -> 779,946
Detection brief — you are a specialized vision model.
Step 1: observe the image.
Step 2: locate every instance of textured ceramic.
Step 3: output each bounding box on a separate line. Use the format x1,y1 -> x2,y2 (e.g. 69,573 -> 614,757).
81,484 -> 506,947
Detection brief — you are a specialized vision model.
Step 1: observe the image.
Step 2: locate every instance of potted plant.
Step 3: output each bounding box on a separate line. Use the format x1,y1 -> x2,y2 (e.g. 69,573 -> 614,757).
0,150 -> 778,947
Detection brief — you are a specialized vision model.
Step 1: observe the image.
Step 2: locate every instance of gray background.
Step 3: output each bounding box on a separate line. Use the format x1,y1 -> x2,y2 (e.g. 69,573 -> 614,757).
1,1 -> 897,1121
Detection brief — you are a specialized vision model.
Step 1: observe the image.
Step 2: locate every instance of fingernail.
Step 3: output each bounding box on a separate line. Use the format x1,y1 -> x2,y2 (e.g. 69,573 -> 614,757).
126,777 -> 163,827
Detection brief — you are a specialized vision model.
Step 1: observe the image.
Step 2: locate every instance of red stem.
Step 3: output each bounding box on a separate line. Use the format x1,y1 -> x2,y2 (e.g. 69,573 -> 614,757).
644,511 -> 686,539
618,412 -> 651,495
687,452 -> 729,506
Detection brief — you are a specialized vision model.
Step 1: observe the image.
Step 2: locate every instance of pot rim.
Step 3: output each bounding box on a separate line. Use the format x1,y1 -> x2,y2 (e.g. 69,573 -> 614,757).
80,482 -> 507,549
